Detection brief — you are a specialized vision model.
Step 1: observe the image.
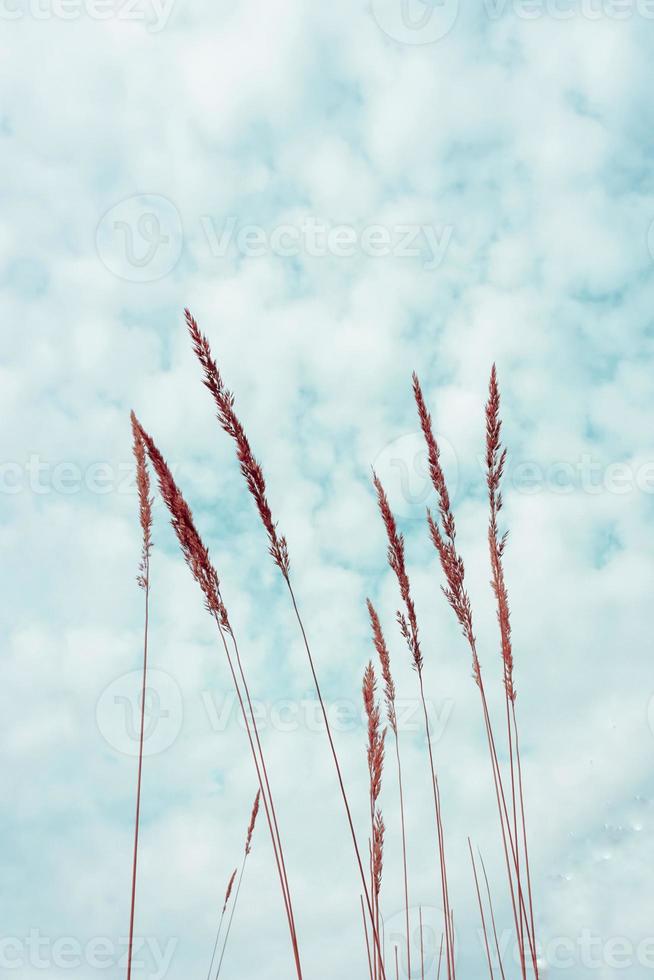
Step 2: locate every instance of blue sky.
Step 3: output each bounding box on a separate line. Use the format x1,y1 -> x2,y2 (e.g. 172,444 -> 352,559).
2,1 -> 654,977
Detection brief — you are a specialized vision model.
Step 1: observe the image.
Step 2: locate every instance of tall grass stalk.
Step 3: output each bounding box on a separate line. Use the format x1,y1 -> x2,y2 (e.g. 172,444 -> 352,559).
186,309 -> 387,978
479,848 -> 507,980
468,838 -> 494,979
372,472 -> 455,980
413,370 -> 539,978
206,867 -> 236,980
126,419 -> 153,980
214,790 -> 261,978
367,599 -> 411,978
132,415 -> 303,980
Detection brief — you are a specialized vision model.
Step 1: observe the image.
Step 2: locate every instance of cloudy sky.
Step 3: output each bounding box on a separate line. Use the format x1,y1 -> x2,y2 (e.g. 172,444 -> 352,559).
3,1 -> 654,977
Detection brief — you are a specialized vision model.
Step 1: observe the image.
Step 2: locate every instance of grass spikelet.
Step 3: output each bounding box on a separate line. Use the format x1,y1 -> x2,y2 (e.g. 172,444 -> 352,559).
413,371 -> 539,979
187,309 -> 386,977
125,416 -> 154,980
215,790 -> 262,978
372,471 -> 454,979
367,599 -> 411,977
131,413 -> 303,980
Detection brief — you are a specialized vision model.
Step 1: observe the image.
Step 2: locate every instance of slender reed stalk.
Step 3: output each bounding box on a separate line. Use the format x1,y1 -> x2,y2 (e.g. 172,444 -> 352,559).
206,867 -> 237,980
468,839 -> 494,979
367,600 -> 411,979
363,662 -> 386,980
419,906 -> 424,980
132,414 -> 303,980
486,366 -> 538,973
479,850 -> 507,980
362,895 -> 374,980
412,372 -> 538,978
214,790 -> 261,978
372,472 -> 454,980
373,811 -> 386,980
186,309 -> 387,978
126,418 -> 153,980
437,934 -> 444,980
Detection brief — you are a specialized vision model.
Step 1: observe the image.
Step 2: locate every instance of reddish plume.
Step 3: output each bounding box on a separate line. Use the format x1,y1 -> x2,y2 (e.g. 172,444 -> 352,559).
486,365 -> 515,703
245,789 -> 261,856
412,374 -> 479,684
185,309 -> 290,576
366,599 -> 397,734
363,662 -> 386,805
372,810 -> 385,899
222,868 -> 238,913
131,414 -> 230,632
372,472 -> 423,674
130,413 -> 153,589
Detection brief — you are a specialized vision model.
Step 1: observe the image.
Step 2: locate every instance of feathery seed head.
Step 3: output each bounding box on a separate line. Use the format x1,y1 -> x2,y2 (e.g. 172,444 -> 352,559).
413,375 -> 479,681
372,809 -> 385,898
372,471 -> 423,674
132,415 -> 230,632
245,789 -> 261,856
485,365 -> 515,702
366,599 -> 397,734
223,867 -> 238,913
185,309 -> 290,577
130,411 -> 153,590
363,661 -> 386,804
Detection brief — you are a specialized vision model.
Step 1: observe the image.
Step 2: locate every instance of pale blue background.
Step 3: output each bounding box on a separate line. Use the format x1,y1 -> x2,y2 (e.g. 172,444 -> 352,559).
2,1 -> 654,977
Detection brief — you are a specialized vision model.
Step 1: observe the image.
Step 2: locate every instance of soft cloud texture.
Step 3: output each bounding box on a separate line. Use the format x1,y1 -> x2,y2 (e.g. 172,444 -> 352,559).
2,1 -> 654,977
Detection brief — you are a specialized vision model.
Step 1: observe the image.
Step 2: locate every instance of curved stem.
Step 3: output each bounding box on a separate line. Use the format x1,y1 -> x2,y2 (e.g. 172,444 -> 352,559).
206,906 -> 227,980
126,565 -> 149,980
417,672 -> 454,980
228,632 -> 300,954
284,577 -> 387,980
215,855 -> 246,978
395,735 -> 411,980
214,619 -> 303,979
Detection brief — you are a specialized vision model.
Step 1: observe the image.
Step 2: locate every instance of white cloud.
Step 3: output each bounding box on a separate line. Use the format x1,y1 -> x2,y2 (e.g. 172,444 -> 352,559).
3,1 -> 654,977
